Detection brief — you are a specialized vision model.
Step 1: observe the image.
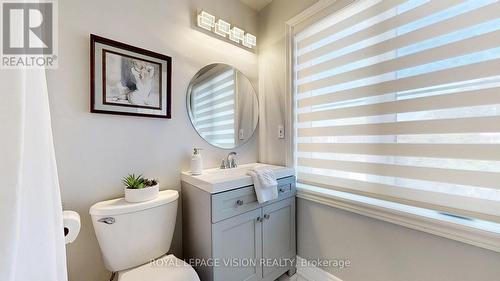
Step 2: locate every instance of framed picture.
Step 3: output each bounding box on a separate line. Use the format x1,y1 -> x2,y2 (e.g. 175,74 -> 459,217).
90,34 -> 172,118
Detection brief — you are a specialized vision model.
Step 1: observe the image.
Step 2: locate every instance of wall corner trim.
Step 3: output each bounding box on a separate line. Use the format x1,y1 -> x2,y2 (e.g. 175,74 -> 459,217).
296,256 -> 344,281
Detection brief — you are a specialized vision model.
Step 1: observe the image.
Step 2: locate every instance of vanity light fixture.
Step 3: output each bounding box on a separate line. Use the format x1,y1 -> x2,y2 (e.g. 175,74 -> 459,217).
229,27 -> 245,43
243,33 -> 257,48
197,10 -> 215,31
214,19 -> 231,37
196,10 -> 256,49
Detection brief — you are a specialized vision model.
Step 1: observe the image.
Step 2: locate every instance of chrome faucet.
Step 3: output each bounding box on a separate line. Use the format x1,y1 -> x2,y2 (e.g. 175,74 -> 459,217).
220,152 -> 238,169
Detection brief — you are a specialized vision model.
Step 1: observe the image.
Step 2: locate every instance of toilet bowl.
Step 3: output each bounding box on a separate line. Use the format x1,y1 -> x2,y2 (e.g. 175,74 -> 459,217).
118,254 -> 198,281
90,190 -> 200,281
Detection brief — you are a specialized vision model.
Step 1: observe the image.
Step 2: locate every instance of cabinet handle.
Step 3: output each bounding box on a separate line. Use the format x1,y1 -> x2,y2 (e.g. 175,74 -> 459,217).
256,217 -> 263,223
264,214 -> 270,220
236,199 -> 244,206
279,187 -> 286,193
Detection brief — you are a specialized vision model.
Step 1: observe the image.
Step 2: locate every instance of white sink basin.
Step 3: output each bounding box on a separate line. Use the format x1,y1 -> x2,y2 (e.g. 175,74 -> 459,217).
181,162 -> 295,193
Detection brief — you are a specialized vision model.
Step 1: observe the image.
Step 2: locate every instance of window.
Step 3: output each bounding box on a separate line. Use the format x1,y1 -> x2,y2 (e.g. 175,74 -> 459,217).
293,0 -> 500,223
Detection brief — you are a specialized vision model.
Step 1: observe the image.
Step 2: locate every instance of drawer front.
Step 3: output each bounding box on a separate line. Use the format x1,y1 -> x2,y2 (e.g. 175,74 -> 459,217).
276,176 -> 295,199
212,176 -> 295,223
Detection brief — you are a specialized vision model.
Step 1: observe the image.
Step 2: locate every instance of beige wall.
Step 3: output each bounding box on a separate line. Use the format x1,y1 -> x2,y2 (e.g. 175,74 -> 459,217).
257,0 -> 318,165
257,1 -> 500,281
47,1 -> 258,280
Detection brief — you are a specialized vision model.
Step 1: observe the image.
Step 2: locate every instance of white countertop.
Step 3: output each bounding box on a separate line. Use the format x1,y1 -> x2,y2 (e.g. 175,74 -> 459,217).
181,163 -> 295,193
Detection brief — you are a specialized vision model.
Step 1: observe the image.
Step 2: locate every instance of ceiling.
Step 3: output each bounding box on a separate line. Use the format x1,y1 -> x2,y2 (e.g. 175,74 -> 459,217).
239,0 -> 273,11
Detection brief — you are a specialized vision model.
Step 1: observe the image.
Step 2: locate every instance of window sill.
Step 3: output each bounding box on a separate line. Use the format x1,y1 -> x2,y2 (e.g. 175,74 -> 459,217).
296,184 -> 500,253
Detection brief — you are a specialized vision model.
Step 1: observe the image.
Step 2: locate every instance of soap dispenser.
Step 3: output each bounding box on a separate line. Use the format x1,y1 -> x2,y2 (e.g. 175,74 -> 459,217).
191,148 -> 203,175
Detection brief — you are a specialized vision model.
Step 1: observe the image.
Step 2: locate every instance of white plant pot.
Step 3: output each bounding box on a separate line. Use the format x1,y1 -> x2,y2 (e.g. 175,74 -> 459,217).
124,184 -> 159,203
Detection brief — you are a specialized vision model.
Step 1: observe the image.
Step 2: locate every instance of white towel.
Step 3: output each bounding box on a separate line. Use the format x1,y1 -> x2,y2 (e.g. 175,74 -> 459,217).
248,168 -> 278,204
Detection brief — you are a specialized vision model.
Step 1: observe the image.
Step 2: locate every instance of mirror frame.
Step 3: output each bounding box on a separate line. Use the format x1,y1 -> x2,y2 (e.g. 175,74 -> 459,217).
186,63 -> 259,149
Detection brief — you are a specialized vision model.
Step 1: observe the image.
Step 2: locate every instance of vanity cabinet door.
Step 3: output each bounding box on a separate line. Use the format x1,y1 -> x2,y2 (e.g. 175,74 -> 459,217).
213,208 -> 263,281
261,197 -> 296,280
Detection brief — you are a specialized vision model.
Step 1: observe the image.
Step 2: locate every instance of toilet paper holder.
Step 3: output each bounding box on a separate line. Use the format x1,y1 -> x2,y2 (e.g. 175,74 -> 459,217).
63,210 -> 81,244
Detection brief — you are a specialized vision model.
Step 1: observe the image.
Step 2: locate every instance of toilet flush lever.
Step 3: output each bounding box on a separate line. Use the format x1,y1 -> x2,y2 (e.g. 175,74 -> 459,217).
98,217 -> 115,224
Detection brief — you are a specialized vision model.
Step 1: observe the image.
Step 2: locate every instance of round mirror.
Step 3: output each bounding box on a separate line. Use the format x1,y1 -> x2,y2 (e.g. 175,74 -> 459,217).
187,64 -> 259,149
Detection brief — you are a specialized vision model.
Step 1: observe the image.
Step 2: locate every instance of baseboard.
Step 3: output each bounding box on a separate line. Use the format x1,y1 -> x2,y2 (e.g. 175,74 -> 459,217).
296,256 -> 343,281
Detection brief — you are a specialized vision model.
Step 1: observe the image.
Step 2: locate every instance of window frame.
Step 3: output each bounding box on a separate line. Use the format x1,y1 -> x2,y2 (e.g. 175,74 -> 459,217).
285,0 -> 500,253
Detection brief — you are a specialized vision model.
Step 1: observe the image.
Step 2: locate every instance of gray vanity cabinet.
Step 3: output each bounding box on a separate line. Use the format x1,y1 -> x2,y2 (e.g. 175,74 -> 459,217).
262,197 -> 296,280
212,208 -> 262,281
182,176 -> 296,281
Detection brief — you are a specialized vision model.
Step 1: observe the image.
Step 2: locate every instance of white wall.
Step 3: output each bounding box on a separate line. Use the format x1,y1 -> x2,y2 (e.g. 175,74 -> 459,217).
257,1 -> 500,280
47,1 -> 258,280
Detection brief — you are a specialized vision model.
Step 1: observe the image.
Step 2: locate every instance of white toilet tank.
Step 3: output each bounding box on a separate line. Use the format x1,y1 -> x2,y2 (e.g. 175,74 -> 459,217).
90,190 -> 179,272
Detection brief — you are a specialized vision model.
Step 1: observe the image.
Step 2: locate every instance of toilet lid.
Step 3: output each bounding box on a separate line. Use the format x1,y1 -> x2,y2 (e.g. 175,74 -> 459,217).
118,255 -> 200,281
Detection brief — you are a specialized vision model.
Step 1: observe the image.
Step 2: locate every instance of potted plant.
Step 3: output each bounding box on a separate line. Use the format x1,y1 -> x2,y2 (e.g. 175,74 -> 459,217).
122,174 -> 159,203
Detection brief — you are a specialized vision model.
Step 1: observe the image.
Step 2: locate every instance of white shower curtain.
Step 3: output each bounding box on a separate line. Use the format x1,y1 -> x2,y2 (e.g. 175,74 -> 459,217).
0,67 -> 68,281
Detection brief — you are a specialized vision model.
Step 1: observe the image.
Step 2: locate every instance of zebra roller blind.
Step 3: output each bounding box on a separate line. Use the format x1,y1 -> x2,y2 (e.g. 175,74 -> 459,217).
294,0 -> 500,222
192,68 -> 236,148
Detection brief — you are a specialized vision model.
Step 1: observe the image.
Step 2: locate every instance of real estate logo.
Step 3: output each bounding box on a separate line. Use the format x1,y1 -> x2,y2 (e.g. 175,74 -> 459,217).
1,0 -> 57,68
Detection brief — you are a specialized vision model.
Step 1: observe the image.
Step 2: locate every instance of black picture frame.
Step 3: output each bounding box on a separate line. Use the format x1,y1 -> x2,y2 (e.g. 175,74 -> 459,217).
90,34 -> 172,118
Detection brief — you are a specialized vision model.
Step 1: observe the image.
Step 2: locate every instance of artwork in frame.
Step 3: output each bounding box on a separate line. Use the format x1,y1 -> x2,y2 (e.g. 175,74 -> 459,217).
90,34 -> 172,118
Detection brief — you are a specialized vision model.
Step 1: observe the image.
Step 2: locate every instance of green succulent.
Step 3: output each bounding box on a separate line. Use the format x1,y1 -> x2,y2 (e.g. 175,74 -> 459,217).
122,174 -> 159,189
122,174 -> 146,189
144,178 -> 158,187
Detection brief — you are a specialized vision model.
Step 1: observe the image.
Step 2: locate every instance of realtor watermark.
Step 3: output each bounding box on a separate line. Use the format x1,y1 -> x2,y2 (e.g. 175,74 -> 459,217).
1,0 -> 58,68
150,257 -> 352,270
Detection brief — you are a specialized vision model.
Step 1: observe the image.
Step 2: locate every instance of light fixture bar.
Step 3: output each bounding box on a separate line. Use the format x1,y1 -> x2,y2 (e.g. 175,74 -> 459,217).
196,11 -> 256,49
243,33 -> 256,48
229,27 -> 245,43
214,19 -> 231,37
197,11 -> 215,31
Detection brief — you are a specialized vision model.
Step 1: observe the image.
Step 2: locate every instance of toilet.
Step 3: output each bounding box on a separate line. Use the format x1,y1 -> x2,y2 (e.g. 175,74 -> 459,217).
90,190 -> 199,281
